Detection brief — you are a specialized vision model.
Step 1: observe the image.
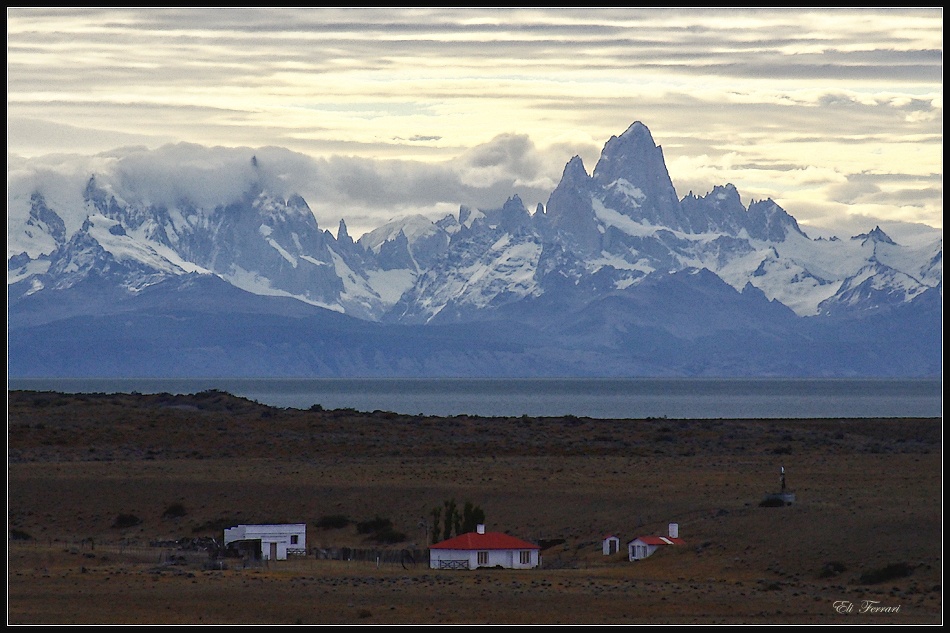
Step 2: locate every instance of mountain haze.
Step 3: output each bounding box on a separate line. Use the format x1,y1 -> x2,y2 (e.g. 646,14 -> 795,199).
8,122 -> 942,378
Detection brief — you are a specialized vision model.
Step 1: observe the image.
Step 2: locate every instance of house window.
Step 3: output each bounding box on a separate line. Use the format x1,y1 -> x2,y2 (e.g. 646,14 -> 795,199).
477,551 -> 489,565
291,535 -> 299,545
520,551 -> 531,565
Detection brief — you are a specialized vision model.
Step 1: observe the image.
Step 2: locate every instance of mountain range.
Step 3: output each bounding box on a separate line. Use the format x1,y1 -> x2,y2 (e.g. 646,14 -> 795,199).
7,122 -> 942,378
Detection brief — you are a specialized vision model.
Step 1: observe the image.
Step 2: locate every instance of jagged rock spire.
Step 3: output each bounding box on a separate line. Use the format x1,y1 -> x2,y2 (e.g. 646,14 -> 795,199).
591,121 -> 682,230
337,218 -> 353,245
544,155 -> 601,252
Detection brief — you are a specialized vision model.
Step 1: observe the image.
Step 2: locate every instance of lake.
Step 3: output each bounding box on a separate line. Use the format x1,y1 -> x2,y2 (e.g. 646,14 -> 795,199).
7,377 -> 942,419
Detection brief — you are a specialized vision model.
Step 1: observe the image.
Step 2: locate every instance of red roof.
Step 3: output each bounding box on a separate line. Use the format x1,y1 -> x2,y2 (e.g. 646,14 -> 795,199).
430,531 -> 540,550
631,536 -> 685,546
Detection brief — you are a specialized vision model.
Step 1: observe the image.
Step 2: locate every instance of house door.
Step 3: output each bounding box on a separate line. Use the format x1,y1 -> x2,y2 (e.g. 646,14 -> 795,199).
609,541 -> 617,554
269,542 -> 278,560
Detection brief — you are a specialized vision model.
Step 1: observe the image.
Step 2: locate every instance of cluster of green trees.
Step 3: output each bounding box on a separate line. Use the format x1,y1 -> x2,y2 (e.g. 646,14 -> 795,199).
429,499 -> 485,545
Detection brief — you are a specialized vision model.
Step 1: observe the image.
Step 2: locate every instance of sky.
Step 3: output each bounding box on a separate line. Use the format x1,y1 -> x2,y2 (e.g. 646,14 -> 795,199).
6,8 -> 943,242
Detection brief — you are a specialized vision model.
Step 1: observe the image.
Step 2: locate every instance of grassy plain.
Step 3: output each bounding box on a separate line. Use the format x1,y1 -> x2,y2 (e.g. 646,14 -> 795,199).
7,389 -> 943,625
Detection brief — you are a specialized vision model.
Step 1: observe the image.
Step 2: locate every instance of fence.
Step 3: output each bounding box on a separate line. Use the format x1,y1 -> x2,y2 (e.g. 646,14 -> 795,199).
14,537 -> 430,567
313,547 -> 427,567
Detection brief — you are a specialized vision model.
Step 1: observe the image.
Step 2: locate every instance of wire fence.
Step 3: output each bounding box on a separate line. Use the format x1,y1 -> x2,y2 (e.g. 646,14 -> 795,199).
12,538 -> 431,571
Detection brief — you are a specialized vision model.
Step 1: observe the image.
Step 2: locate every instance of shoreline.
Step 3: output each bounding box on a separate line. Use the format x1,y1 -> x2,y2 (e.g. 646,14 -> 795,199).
8,378 -> 943,421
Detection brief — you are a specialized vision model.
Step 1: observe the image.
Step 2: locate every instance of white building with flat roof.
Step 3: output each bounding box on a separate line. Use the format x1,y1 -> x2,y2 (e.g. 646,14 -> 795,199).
223,523 -> 306,560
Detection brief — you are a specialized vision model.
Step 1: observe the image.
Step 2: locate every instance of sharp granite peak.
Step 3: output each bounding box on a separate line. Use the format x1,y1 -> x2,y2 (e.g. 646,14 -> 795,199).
7,121 -> 942,378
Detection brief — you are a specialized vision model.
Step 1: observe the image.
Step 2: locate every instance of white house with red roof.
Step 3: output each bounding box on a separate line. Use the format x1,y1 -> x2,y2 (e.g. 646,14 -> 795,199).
628,523 -> 684,561
602,534 -> 621,555
429,524 -> 540,570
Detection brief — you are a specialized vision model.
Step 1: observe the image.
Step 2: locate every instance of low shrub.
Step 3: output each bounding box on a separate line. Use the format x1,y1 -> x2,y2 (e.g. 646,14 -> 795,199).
356,516 -> 392,535
315,514 -> 351,530
371,527 -> 407,544
162,503 -> 188,519
859,562 -> 914,585
112,513 -> 142,529
818,561 -> 847,578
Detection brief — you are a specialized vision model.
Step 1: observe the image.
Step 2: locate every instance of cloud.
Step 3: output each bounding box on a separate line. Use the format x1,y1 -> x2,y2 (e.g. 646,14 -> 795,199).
294,133 -> 585,234
454,134 -> 543,187
9,131 -> 941,251
8,137 -> 584,240
826,179 -> 882,205
6,8 -> 942,239
6,117 -> 173,158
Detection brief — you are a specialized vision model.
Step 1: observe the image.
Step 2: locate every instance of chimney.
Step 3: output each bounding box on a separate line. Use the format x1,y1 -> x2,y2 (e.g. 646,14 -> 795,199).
669,523 -> 679,539
476,524 -> 485,534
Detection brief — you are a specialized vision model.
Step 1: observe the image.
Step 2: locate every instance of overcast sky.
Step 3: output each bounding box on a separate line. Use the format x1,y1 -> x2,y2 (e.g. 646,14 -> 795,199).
6,8 -> 943,240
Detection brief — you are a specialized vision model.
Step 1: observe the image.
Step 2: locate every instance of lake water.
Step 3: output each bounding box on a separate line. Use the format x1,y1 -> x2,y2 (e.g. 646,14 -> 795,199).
7,378 -> 942,419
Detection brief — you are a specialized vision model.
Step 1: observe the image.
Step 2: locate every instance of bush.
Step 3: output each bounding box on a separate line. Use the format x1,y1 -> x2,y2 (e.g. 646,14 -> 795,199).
112,513 -> 143,528
759,496 -> 785,507
859,562 -> 914,585
162,503 -> 188,519
315,514 -> 351,530
11,528 -> 32,541
356,516 -> 393,535
353,515 -> 405,543
818,561 -> 847,578
371,528 -> 407,544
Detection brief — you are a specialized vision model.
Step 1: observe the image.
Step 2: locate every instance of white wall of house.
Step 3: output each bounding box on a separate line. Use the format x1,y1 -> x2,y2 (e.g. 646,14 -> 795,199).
223,523 -> 307,560
603,536 -> 620,555
429,548 -> 539,570
628,539 -> 658,561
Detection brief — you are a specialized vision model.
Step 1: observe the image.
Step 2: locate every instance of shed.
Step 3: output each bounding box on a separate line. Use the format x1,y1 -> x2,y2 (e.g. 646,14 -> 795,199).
223,523 -> 307,561
628,535 -> 685,561
628,522 -> 683,561
429,524 -> 540,570
602,534 -> 621,555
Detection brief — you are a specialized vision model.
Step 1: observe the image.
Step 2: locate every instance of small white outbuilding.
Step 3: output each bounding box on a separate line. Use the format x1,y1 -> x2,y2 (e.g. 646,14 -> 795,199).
223,523 -> 307,561
602,534 -> 621,555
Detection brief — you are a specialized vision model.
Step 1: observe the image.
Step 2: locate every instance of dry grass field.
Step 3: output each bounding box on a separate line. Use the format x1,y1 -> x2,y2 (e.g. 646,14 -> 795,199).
7,389 -> 943,625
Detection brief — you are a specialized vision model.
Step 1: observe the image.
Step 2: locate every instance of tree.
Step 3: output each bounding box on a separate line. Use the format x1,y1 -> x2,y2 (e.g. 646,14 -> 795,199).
435,498 -> 487,540
429,506 -> 442,545
442,499 -> 457,542
461,500 -> 486,534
